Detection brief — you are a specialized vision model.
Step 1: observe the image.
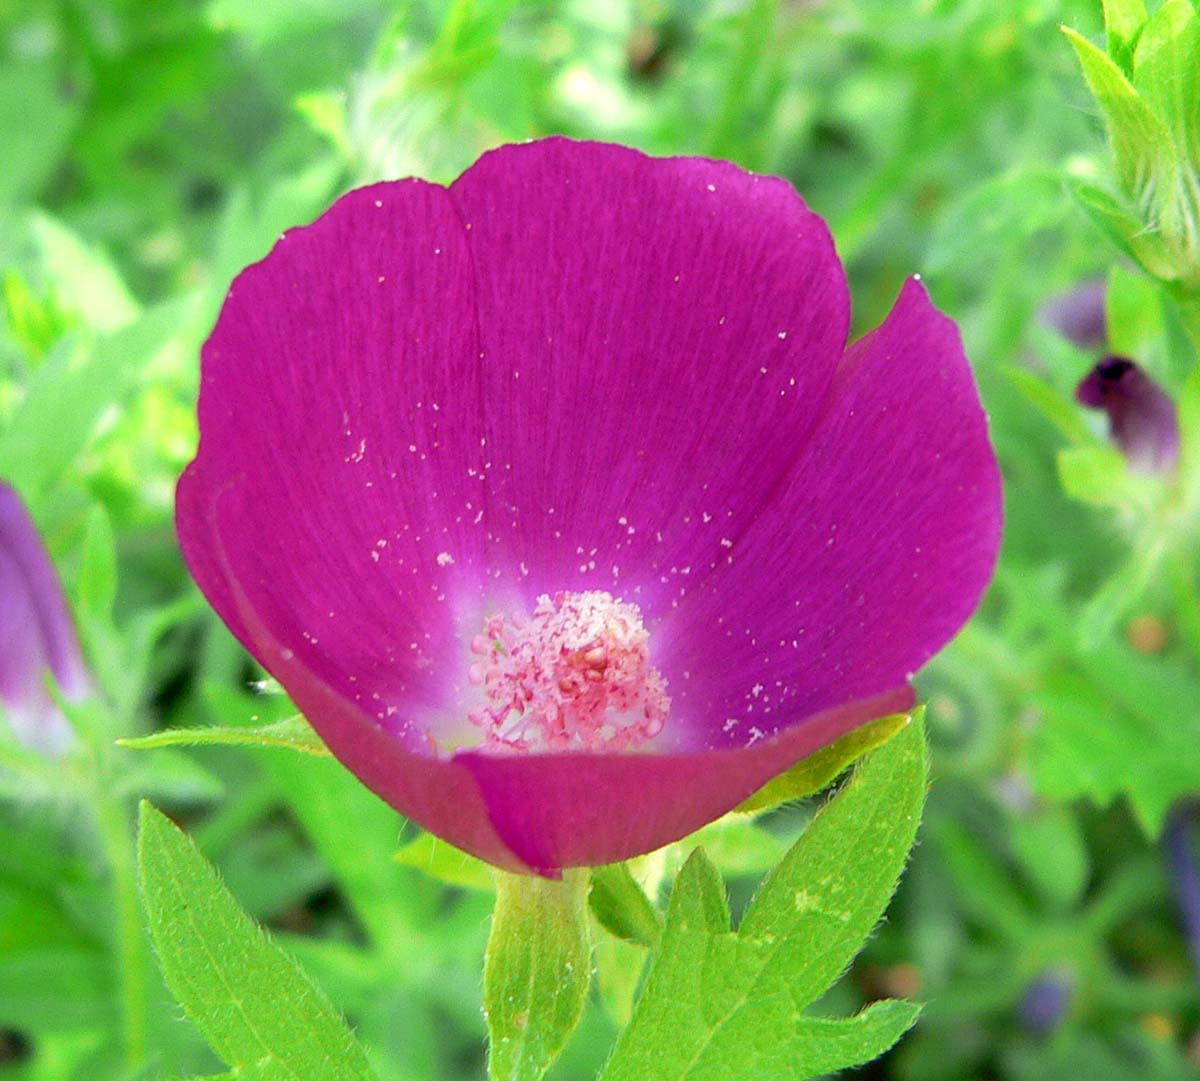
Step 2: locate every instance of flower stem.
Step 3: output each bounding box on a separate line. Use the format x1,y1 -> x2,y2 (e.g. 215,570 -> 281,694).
93,777 -> 149,1071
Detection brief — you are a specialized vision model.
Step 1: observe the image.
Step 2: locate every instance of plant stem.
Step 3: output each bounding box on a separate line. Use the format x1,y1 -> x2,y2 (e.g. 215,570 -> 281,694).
94,777 -> 149,1071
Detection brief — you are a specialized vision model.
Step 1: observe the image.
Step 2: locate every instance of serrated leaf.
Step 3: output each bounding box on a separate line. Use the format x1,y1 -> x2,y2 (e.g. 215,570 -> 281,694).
1063,27 -> 1177,208
484,869 -> 591,1081
734,711 -> 910,813
589,863 -> 662,948
1028,643 -> 1200,836
137,803 -> 378,1081
118,714 -> 329,756
601,714 -> 927,1080
788,1001 -> 922,1075
737,708 -> 927,1006
393,831 -> 494,891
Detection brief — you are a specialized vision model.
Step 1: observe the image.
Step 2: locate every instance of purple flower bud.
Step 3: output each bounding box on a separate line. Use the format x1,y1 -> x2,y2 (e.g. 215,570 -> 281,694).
1076,357 -> 1180,473
1019,970 -> 1073,1035
0,482 -> 90,754
1040,279 -> 1107,351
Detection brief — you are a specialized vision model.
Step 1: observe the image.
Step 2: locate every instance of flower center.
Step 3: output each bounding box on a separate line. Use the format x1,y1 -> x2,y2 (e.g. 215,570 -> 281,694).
467,590 -> 669,753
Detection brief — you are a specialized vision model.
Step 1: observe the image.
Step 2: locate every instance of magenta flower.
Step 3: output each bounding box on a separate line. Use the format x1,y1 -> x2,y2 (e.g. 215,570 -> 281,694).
0,482 -> 90,755
1076,356 -> 1180,473
178,139 -> 1001,875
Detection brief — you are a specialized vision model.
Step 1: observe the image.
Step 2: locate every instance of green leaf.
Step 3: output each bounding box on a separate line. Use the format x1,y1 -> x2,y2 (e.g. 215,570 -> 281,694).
30,213 -> 139,333
0,300 -> 186,493
1105,263 -> 1166,358
484,869 -> 591,1081
736,707 -> 927,1003
393,832 -> 494,892
1063,26 -> 1177,207
589,863 -> 663,948
1029,648 -> 1200,836
1075,530 -> 1167,648
1102,0 -> 1148,73
137,802 -> 378,1081
118,714 -> 329,756
1131,0 -> 1200,166
1178,353 -> 1200,504
734,711 -> 911,813
1003,365 -> 1098,445
601,712 -> 927,1080
787,1001 -> 922,1076
0,62 -> 77,204
1008,804 -> 1090,911
78,503 -> 118,622
1056,445 -> 1137,506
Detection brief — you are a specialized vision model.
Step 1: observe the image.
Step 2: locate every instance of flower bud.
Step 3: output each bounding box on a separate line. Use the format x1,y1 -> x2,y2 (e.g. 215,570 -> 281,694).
1076,357 -> 1180,473
0,482 -> 90,754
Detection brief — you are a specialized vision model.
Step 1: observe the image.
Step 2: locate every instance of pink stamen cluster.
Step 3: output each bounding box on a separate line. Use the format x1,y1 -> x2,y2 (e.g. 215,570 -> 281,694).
467,590 -> 669,753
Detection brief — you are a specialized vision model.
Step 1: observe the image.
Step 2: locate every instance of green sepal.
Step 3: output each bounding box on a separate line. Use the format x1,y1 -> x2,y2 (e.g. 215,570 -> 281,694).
117,714 -> 329,756
1069,179 -> 1178,281
589,863 -> 663,948
137,802 -> 378,1081
484,869 -> 592,1081
733,710 -> 910,814
1063,26 -> 1177,207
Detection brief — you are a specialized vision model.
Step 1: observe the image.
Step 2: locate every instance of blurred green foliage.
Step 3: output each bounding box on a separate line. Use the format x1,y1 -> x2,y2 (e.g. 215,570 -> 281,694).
2,0 -> 1200,1079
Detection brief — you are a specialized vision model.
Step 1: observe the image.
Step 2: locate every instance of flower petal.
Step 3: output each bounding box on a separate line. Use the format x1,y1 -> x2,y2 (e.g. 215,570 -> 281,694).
0,482 -> 88,753
453,685 -> 912,873
178,178 -> 491,742
448,138 -> 850,620
1076,355 -> 1180,472
211,492 -> 912,874
658,279 -> 1003,747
